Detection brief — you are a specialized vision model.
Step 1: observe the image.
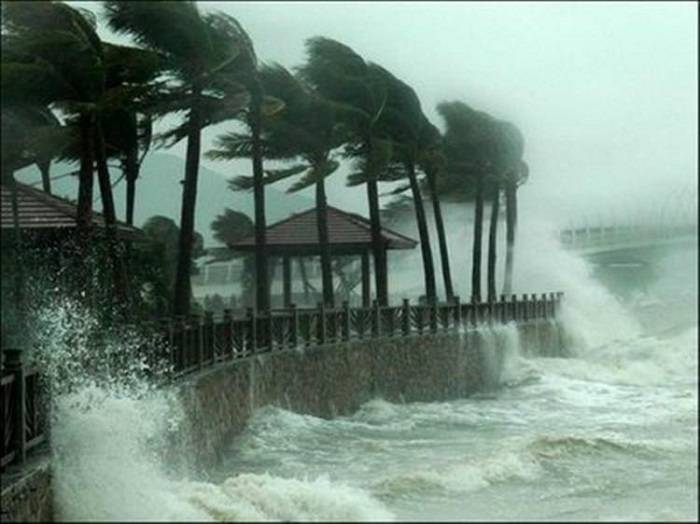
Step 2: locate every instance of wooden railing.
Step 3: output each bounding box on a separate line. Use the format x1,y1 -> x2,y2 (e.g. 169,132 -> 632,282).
156,292 -> 564,378
0,292 -> 563,471
1,350 -> 47,471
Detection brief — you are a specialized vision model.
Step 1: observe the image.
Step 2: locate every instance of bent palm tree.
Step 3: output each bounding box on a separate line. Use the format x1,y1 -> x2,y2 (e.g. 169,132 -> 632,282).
437,101 -> 496,302
104,1 -> 251,315
217,64 -> 347,307
299,37 -> 394,305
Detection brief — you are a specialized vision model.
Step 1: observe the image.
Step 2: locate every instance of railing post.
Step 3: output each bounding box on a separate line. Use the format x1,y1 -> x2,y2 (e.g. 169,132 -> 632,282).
541,293 -> 548,319
555,292 -> 564,316
429,302 -> 438,333
175,315 -> 186,373
159,318 -> 174,374
402,298 -> 411,336
530,293 -> 537,319
204,311 -> 214,364
266,308 -> 274,352
521,294 -> 529,322
510,294 -> 518,323
190,314 -> 203,369
372,299 -> 381,337
318,302 -> 327,345
290,303 -> 299,348
342,301 -> 351,341
5,349 -> 26,465
247,307 -> 257,354
222,309 -> 233,359
453,295 -> 461,328
499,294 -> 507,323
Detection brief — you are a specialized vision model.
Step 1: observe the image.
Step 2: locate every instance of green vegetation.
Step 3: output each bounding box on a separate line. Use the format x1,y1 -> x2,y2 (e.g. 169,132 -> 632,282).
1,0 -> 530,319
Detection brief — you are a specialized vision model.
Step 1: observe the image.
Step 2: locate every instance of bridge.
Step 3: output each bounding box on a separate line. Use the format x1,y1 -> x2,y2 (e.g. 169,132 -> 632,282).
559,223 -> 698,265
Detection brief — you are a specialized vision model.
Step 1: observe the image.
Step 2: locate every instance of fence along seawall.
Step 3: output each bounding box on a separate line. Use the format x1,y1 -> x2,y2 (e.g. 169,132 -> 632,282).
1,292 -> 564,474
1,292 -> 565,521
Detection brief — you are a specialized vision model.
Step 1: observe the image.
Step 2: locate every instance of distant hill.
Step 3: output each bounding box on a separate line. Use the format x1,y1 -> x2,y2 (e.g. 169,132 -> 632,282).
15,153 -> 314,245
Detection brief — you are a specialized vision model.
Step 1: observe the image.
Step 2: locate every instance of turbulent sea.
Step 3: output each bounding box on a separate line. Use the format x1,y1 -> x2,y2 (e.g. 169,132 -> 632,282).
43,241 -> 697,522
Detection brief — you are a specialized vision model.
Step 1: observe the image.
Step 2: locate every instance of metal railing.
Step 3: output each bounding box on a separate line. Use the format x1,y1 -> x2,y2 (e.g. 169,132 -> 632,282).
0,292 -> 563,471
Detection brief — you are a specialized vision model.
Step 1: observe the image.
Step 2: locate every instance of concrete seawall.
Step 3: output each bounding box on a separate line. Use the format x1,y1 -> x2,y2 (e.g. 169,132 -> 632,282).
0,318 -> 566,521
166,319 -> 566,473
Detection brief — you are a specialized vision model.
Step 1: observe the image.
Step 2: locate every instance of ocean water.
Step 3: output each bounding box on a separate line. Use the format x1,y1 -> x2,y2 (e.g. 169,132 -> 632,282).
40,241 -> 697,522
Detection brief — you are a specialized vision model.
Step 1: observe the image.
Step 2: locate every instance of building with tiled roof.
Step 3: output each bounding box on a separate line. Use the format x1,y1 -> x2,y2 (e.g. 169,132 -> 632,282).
1,181 -> 142,240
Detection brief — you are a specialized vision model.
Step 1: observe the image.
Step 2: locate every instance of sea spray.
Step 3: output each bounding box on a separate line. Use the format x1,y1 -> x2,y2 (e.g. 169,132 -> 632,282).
474,323 -> 533,390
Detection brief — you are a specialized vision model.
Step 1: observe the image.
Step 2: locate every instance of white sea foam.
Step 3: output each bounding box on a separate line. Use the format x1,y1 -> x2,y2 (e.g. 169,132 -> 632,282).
184,473 -> 394,522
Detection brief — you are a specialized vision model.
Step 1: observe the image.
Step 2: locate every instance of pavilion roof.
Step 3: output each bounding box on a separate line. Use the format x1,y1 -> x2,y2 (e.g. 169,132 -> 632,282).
1,181 -> 143,240
228,205 -> 417,255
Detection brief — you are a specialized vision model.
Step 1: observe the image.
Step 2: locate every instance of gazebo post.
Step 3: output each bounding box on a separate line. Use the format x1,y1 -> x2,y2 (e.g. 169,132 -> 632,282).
361,251 -> 371,307
282,255 -> 292,308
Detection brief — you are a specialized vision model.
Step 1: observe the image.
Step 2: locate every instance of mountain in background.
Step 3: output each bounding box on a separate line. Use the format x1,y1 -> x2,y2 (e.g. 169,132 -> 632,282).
15,153 -> 314,245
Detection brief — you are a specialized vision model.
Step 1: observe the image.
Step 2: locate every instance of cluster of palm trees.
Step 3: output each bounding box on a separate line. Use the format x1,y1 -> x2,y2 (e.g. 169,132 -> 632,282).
1,0 -> 529,317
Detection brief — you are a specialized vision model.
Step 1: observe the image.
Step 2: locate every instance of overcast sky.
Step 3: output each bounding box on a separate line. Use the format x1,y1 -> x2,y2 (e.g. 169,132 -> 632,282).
84,1 -> 697,226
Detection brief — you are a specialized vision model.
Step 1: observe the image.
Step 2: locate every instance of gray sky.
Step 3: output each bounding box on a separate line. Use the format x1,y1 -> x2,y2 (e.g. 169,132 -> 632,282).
84,1 -> 697,225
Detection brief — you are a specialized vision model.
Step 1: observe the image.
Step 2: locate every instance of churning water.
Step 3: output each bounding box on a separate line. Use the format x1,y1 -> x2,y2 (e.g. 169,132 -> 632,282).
35,236 -> 697,521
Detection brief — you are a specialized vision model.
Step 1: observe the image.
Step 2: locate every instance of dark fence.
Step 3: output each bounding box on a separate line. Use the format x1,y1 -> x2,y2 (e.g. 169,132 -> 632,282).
1,349 -> 48,471
160,292 -> 564,378
0,292 -> 563,471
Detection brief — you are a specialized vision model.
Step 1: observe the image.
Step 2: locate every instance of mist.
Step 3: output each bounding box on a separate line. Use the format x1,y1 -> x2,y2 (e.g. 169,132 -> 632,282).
62,1 -> 697,228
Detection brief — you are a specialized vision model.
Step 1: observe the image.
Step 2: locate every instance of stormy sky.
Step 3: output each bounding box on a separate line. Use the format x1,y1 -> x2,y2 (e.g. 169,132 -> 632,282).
82,1 -> 698,226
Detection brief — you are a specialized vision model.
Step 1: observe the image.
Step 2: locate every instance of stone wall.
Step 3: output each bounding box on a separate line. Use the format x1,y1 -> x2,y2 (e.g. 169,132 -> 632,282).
0,452 -> 52,523
167,319 -> 565,473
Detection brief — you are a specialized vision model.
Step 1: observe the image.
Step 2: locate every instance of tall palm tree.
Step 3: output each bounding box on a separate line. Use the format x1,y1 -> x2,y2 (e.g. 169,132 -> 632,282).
496,122 -> 527,296
216,64 -> 347,307
437,101 -> 496,303
418,123 -> 455,302
104,1 -> 252,315
372,67 -> 437,303
3,2 -> 139,304
299,37 -> 394,305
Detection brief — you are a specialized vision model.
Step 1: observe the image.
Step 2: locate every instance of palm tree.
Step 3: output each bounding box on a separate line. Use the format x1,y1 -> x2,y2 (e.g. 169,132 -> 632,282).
216,64 -> 347,307
417,122 -> 455,302
299,37 -> 394,305
372,67 -> 437,303
436,101 -> 497,303
3,2 -> 105,240
104,1 -> 253,315
497,123 -> 527,296
2,2 -> 140,304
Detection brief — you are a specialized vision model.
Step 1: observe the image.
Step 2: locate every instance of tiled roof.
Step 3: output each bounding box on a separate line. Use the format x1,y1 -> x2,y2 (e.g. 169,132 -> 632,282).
1,181 -> 143,239
229,206 -> 417,252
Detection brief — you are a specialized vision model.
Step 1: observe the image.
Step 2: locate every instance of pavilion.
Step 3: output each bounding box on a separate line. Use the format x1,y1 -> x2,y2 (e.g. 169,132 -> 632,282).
0,181 -> 142,241
228,205 -> 417,307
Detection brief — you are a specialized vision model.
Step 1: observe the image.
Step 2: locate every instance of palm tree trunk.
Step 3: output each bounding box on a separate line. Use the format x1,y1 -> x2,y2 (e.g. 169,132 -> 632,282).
316,178 -> 334,307
503,183 -> 517,295
7,170 -> 26,337
407,161 -> 437,303
366,179 -> 388,305
471,174 -> 484,302
487,183 -> 500,303
95,120 -> 129,305
124,144 -> 139,227
426,171 -> 454,302
250,88 -> 270,311
173,90 -> 202,316
76,114 -> 95,240
37,159 -> 52,194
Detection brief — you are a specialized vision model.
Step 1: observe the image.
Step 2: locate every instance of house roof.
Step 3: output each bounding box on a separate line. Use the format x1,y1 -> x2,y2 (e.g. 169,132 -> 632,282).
228,205 -> 417,255
1,181 -> 143,240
